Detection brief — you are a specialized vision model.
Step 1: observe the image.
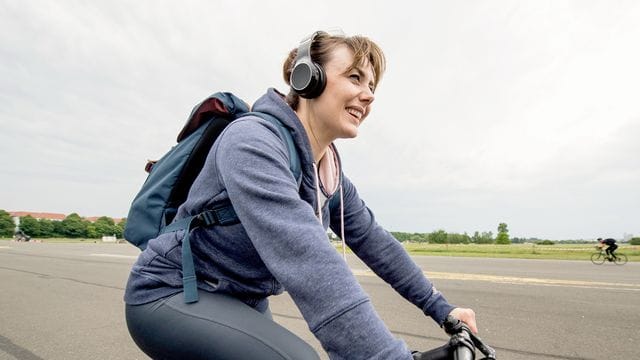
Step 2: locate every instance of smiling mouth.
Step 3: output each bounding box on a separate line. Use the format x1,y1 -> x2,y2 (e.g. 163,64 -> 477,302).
346,107 -> 364,121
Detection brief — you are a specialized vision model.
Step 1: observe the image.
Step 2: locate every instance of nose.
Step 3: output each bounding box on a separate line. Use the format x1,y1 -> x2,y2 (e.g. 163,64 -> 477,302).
360,86 -> 375,105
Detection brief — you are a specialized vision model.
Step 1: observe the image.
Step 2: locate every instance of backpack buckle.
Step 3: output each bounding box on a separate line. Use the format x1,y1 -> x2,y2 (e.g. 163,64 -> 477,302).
196,205 -> 240,228
198,211 -> 218,226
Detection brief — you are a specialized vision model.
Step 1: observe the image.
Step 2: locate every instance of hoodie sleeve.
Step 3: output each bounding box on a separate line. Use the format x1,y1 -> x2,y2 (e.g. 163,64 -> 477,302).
215,118 -> 413,360
330,175 -> 456,326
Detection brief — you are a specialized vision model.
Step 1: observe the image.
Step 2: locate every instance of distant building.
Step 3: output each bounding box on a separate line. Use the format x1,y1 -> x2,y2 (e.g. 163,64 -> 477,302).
9,211 -> 66,231
85,216 -> 125,223
8,211 -> 123,231
9,211 -> 67,221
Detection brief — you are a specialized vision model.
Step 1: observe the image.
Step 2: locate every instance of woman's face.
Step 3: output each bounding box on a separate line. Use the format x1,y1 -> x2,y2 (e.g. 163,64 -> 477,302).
308,44 -> 376,140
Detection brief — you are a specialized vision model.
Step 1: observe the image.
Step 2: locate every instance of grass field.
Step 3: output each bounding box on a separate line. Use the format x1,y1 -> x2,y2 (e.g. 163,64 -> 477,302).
335,242 -> 640,262
4,238 -> 639,262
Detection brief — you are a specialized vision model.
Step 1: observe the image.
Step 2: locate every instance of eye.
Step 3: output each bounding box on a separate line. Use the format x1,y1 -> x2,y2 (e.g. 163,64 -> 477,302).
349,73 -> 361,82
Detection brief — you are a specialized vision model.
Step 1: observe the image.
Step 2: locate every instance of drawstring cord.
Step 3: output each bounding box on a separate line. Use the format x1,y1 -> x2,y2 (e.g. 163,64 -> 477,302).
340,183 -> 346,261
313,163 -> 323,221
313,163 -> 347,261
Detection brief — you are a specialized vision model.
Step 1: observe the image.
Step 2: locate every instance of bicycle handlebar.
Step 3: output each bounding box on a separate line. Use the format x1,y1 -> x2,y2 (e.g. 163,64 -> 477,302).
412,316 -> 496,360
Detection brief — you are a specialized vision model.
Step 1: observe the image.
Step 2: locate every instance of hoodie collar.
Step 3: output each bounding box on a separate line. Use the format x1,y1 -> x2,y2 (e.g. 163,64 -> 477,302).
252,88 -> 342,204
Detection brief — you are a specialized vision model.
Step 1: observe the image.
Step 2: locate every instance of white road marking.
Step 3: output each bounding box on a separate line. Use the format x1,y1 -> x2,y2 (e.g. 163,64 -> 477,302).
83,254 -> 640,291
89,253 -> 138,259
351,269 -> 640,291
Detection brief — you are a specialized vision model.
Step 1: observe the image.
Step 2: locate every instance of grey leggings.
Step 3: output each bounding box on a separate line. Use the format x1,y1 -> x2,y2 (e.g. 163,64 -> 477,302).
126,291 -> 320,360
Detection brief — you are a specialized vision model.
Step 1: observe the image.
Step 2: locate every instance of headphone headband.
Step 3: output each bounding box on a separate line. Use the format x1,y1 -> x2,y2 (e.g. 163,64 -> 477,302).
296,32 -> 318,62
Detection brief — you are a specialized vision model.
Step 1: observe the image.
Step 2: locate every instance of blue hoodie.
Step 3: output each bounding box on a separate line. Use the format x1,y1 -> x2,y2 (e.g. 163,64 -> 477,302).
124,88 -> 455,359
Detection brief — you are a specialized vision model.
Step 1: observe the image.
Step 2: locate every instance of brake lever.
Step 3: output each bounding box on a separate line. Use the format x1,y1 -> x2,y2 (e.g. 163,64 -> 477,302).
468,332 -> 496,359
443,316 -> 496,359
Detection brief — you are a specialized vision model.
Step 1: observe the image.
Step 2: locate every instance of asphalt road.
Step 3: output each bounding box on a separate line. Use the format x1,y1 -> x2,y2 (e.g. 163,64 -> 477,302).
1,240 -> 638,359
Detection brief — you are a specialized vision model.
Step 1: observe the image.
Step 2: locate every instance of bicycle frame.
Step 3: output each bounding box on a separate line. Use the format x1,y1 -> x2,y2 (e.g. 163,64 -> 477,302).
591,247 -> 627,265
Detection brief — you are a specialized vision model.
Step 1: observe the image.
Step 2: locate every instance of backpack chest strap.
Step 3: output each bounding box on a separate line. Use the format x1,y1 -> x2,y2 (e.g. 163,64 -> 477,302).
161,203 -> 240,235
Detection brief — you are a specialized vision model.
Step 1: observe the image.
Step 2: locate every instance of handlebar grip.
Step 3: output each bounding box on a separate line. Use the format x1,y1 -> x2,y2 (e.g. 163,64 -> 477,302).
453,345 -> 474,360
413,344 -> 451,360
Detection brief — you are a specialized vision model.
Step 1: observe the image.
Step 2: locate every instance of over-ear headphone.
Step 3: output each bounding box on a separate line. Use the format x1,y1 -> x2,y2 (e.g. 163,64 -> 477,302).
290,31 -> 326,99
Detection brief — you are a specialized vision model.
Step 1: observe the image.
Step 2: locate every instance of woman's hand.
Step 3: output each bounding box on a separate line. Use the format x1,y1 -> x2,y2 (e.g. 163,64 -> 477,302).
448,307 -> 477,334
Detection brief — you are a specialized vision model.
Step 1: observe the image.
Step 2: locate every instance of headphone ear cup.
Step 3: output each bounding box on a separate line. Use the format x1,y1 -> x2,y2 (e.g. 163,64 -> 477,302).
290,59 -> 326,99
309,62 -> 326,98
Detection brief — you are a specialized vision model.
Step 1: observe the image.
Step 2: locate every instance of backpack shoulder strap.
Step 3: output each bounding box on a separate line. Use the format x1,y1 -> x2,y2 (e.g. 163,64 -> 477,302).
248,112 -> 302,186
163,112 -> 302,304
161,200 -> 240,303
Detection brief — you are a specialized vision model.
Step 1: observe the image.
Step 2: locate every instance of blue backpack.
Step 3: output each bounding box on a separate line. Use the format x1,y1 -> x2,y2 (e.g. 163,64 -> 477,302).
124,92 -> 301,303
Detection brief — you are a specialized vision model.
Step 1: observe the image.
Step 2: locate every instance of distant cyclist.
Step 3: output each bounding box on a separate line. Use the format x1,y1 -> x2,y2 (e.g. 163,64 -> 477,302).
597,238 -> 618,260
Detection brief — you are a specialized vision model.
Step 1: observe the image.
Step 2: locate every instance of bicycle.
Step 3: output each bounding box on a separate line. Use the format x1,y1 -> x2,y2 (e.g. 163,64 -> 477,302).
412,315 -> 496,360
590,247 -> 627,265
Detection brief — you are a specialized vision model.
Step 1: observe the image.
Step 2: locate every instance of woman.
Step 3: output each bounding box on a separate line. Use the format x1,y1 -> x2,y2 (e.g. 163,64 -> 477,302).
124,31 -> 477,360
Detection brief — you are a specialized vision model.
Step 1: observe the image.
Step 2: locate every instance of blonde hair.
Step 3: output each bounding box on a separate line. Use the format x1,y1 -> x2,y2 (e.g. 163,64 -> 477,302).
282,32 -> 386,109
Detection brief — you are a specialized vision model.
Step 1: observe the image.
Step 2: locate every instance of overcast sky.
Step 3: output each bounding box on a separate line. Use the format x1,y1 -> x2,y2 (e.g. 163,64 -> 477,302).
1,1 -> 638,240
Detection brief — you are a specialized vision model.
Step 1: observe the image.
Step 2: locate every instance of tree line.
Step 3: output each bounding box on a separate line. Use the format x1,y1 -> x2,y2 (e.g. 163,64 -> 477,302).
391,222 -> 512,244
3,209 -> 636,244
2,210 -> 511,243
0,210 -> 126,239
